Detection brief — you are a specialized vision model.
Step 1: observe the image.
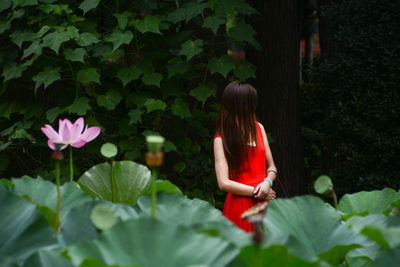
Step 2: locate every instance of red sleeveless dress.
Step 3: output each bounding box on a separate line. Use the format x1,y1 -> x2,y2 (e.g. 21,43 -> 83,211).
215,122 -> 266,232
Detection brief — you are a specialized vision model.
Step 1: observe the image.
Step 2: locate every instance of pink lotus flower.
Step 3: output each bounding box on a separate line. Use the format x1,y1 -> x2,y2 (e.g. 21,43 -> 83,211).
41,117 -> 101,150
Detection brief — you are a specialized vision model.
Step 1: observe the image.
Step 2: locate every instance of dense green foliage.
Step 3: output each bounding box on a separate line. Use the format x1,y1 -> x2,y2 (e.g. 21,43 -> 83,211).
302,0 -> 400,195
1,173 -> 400,266
0,0 -> 259,206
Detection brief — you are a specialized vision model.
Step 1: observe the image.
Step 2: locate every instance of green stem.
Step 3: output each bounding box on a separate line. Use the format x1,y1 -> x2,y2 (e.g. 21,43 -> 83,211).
69,146 -> 73,182
333,191 -> 338,210
111,162 -> 116,203
54,161 -> 61,232
151,169 -> 157,218
254,243 -> 260,267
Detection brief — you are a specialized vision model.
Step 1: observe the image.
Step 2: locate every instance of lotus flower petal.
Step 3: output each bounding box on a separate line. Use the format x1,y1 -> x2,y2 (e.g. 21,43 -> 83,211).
41,125 -> 59,141
62,123 -> 72,143
70,121 -> 84,143
81,127 -> 101,142
74,117 -> 85,134
71,140 -> 87,148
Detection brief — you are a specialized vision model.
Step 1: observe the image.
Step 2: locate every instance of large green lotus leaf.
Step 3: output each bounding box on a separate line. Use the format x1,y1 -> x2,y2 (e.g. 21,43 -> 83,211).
0,255 -> 18,267
264,195 -> 366,265
12,177 -> 92,221
346,214 -> 400,250
60,200 -> 139,246
66,218 -> 238,267
22,249 -> 73,267
78,161 -> 151,205
371,245 -> 400,267
236,244 -> 319,267
338,188 -> 400,218
137,193 -> 252,247
0,190 -> 58,263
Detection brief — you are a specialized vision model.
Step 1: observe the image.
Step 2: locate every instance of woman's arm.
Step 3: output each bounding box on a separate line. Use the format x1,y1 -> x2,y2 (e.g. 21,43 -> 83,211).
213,137 -> 255,196
253,123 -> 277,199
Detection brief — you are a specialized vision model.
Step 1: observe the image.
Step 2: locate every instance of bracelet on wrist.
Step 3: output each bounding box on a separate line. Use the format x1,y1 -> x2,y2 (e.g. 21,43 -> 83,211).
264,177 -> 273,187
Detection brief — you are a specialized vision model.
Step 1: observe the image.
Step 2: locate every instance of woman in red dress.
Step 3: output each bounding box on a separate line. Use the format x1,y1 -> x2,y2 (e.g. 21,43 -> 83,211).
213,81 -> 277,232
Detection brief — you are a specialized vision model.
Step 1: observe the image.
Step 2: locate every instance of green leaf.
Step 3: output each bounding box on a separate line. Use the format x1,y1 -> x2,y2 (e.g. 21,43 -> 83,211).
0,190 -> 57,263
142,72 -> 163,87
45,106 -> 62,122
9,30 -> 35,48
178,39 -> 203,61
42,31 -> 70,54
314,175 -> 334,195
338,188 -> 400,218
136,15 -> 161,34
144,98 -> 166,113
66,26 -> 79,39
97,90 -> 122,111
105,30 -> 133,51
116,65 -> 141,87
66,218 -> 238,267
64,48 -> 86,63
0,19 -> 11,34
171,98 -> 191,119
233,60 -> 256,81
0,0 -> 11,12
203,16 -> 225,34
21,249 -> 74,267
78,161 -> 151,205
66,97 -> 91,115
264,195 -> 366,264
141,180 -> 183,196
32,66 -> 61,89
22,39 -> 43,59
189,82 -> 217,106
207,55 -> 236,78
12,0 -> 37,8
79,0 -> 100,15
371,246 -> 400,267
166,57 -> 190,78
35,25 -> 51,38
167,1 -> 208,23
228,22 -> 261,49
76,32 -> 100,46
90,204 -> 116,230
114,12 -> 132,31
101,49 -> 124,62
128,108 -> 142,124
2,62 -> 27,81
77,68 -> 100,84
100,143 -> 118,159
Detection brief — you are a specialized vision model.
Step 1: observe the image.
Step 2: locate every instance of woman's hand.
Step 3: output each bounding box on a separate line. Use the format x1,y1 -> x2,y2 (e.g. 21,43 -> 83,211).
253,181 -> 276,201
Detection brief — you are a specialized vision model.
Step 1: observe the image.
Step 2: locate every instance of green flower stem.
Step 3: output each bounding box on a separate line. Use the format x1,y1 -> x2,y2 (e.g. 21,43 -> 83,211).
110,162 -> 116,203
151,169 -> 157,218
69,146 -> 73,182
332,190 -> 338,210
54,161 -> 61,232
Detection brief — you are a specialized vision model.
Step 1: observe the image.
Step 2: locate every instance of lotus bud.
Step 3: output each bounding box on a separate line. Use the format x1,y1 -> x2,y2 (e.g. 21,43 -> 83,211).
145,135 -> 165,168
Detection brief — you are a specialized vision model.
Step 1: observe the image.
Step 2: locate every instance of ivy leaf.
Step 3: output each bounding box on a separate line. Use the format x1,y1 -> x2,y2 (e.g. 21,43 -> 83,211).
207,55 -> 236,78
202,16 -> 225,35
190,82 -> 217,106
105,30 -> 133,51
35,25 -> 51,38
0,0 -> 11,12
228,23 -> 261,50
66,26 -> 79,39
178,39 -> 203,61
76,32 -> 100,46
12,0 -> 37,8
116,65 -> 141,87
10,30 -> 35,48
166,57 -> 190,78
45,106 -> 63,123
2,62 -> 27,82
144,99 -> 166,113
64,48 -> 86,63
67,97 -> 91,115
136,15 -> 161,34
97,90 -> 122,111
142,72 -> 163,87
171,98 -> 191,119
32,66 -> 61,90
79,0 -> 100,15
233,60 -> 256,81
0,20 -> 11,34
22,39 -> 42,59
101,49 -> 124,62
42,31 -> 70,54
128,108 -> 142,124
114,12 -> 131,31
77,68 -> 100,84
167,1 -> 208,23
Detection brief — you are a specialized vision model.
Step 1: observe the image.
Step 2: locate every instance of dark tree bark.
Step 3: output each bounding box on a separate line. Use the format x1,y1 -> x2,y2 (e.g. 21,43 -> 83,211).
247,1 -> 306,197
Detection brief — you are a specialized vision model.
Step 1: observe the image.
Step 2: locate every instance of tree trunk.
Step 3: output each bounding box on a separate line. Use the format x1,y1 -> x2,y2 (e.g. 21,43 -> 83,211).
248,1 -> 306,197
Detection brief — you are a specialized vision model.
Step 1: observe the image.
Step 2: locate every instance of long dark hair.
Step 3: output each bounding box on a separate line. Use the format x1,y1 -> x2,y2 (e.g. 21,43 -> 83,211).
215,81 -> 258,172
